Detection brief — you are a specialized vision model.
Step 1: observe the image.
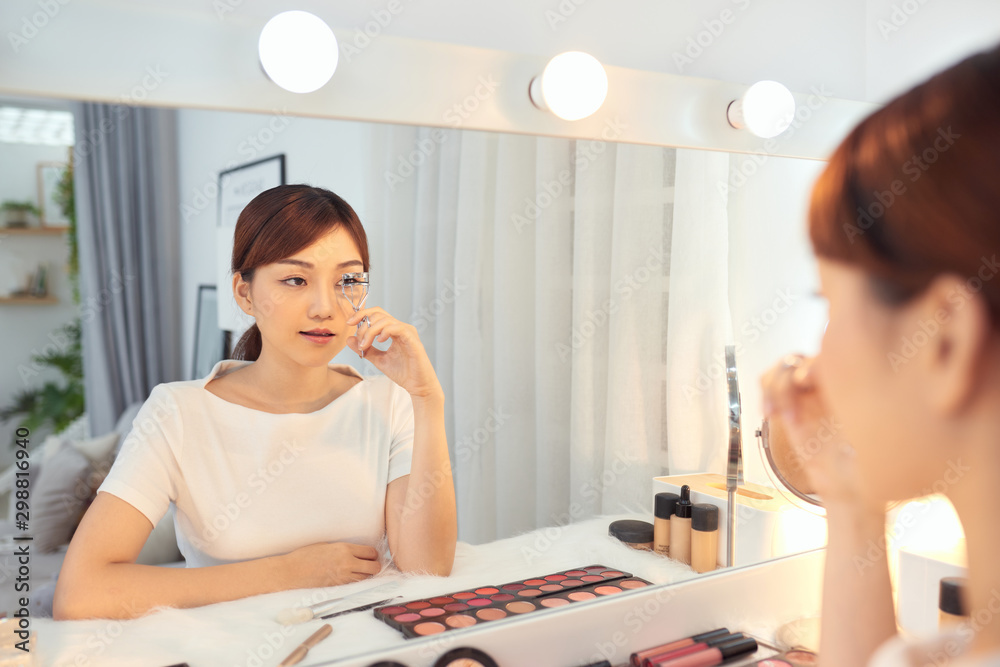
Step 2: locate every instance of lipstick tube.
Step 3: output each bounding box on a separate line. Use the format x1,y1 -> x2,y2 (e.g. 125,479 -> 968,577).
630,627 -> 731,667
648,636 -> 757,667
640,633 -> 744,667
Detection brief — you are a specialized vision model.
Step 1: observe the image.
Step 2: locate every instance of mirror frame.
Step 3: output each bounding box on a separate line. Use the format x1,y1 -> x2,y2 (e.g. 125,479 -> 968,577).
0,3 -> 876,158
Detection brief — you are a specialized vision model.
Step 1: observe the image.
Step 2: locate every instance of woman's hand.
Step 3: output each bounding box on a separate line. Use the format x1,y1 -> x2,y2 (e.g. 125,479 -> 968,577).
346,307 -> 443,399
760,355 -> 870,509
278,542 -> 381,589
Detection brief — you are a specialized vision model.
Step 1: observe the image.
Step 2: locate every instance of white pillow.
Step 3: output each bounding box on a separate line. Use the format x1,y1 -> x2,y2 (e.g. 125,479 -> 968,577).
69,432 -> 120,464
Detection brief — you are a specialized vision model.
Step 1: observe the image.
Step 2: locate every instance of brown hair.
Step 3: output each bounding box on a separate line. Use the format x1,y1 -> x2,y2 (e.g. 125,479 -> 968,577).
230,184 -> 370,361
809,42 -> 1000,322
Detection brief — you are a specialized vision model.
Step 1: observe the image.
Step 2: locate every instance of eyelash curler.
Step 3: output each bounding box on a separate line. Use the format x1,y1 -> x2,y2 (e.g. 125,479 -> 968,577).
341,272 -> 370,358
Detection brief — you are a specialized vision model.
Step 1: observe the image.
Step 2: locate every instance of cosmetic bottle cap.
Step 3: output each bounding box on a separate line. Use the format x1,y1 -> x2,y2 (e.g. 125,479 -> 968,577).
940,577 -> 968,616
692,503 -> 719,531
654,492 -> 680,519
691,627 -> 731,643
674,485 -> 693,519
608,519 -> 654,544
717,636 -> 758,659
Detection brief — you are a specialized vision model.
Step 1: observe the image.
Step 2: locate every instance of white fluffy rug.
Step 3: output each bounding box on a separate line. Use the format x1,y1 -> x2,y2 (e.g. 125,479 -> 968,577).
37,514 -> 701,666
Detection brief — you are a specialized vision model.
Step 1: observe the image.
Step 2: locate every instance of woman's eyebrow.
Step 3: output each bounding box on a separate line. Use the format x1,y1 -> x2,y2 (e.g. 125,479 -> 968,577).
275,259 -> 363,269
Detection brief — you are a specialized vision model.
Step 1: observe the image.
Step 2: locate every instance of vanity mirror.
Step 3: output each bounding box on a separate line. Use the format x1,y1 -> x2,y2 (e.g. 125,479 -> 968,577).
1,6 -> 875,663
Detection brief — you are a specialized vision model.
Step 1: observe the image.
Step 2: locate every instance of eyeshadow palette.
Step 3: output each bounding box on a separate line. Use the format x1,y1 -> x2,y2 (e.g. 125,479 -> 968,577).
375,565 -> 652,638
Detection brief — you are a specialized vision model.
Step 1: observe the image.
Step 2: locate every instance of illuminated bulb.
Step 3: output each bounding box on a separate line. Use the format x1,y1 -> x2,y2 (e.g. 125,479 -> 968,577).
529,52 -> 609,121
258,11 -> 338,94
727,81 -> 796,139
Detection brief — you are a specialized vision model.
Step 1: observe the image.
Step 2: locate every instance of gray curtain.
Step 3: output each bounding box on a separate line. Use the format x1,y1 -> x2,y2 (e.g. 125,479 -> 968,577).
72,102 -> 182,437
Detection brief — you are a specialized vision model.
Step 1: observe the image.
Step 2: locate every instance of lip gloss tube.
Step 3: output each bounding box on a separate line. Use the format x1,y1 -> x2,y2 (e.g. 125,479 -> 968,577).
648,636 -> 758,667
641,633 -> 744,667
630,628 -> 731,666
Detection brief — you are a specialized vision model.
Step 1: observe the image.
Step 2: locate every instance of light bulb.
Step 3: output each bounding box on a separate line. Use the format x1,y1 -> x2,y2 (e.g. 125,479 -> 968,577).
529,52 -> 608,121
258,11 -> 338,94
727,81 -> 796,139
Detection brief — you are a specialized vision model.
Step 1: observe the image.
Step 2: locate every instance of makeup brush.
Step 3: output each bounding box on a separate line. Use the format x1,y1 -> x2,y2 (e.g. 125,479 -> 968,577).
277,581 -> 400,625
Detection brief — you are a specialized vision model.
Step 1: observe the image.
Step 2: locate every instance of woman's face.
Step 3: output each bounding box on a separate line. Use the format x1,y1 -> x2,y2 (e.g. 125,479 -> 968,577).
814,259 -> 955,503
237,226 -> 364,368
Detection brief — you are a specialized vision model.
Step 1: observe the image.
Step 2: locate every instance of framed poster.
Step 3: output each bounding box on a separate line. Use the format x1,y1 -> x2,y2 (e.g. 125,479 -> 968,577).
215,154 -> 285,332
192,284 -> 231,379
37,162 -> 70,227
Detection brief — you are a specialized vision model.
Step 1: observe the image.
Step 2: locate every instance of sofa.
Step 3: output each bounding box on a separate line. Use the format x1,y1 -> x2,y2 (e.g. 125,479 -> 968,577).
0,401 -> 185,618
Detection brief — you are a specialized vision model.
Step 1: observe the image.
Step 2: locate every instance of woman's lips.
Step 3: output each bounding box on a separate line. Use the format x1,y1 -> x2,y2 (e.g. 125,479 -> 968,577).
300,332 -> 336,344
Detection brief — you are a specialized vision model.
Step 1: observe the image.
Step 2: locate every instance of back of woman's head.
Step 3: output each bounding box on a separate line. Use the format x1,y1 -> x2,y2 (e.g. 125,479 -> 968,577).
809,42 -> 1000,322
230,184 -> 370,361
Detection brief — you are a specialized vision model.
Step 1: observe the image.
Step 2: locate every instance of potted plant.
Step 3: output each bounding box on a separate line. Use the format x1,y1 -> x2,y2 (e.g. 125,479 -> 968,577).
1,200 -> 41,228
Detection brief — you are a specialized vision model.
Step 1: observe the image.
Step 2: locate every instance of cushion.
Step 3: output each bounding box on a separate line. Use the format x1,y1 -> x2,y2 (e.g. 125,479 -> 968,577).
32,442 -> 93,553
68,431 -> 119,465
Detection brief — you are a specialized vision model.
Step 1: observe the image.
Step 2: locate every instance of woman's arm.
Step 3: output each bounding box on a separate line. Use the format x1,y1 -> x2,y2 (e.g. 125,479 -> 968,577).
819,502 -> 897,666
385,389 -> 457,576
54,492 -> 380,620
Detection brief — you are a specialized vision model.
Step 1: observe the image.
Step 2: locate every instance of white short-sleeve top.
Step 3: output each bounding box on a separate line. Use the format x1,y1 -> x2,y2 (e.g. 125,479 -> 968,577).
97,360 -> 415,568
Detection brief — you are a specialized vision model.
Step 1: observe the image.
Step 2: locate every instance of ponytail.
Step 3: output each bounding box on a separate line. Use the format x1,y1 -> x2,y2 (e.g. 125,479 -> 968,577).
232,323 -> 262,361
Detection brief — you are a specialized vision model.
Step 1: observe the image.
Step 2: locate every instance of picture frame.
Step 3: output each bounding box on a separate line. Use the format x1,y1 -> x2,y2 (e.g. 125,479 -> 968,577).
192,284 -> 231,380
37,162 -> 70,227
215,154 -> 286,332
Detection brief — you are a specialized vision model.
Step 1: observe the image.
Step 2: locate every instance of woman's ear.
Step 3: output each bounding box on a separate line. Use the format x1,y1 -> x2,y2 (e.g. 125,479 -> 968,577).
232,272 -> 253,316
908,274 -> 991,416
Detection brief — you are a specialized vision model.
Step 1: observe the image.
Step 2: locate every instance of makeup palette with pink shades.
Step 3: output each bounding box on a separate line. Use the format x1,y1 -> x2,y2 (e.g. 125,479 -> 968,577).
374,565 -> 652,638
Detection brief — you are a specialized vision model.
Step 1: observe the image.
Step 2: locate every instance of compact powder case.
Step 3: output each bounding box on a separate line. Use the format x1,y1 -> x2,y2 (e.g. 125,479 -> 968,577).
374,564 -> 652,638
433,647 -> 499,667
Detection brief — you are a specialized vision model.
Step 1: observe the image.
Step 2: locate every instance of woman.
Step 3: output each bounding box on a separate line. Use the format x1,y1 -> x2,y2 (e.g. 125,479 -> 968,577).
762,44 -> 1000,665
54,185 -> 457,620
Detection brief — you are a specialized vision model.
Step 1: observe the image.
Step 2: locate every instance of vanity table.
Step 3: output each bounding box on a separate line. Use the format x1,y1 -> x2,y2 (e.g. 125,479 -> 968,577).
34,515 -> 823,666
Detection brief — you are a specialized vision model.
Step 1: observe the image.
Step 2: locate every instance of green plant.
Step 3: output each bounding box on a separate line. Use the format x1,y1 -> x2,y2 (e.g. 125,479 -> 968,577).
53,153 -> 79,304
0,153 -> 85,438
0,319 -> 84,435
1,200 -> 41,215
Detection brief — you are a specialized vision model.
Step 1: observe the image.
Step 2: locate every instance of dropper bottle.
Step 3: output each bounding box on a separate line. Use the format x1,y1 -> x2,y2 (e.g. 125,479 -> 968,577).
670,485 -> 693,565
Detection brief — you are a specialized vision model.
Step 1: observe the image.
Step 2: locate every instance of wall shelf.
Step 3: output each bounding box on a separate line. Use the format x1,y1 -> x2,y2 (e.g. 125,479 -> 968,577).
0,296 -> 58,305
0,226 -> 68,236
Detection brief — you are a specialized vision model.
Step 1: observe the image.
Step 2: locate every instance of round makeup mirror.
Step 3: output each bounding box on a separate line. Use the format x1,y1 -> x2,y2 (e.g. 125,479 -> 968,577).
756,416 -> 824,511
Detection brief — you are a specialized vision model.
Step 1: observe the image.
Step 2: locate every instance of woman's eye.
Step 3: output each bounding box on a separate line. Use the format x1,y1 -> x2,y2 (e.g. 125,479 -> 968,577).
282,277 -> 306,286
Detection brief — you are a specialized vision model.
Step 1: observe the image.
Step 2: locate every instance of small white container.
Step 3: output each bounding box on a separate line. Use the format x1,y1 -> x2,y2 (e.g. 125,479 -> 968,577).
652,473 -> 827,569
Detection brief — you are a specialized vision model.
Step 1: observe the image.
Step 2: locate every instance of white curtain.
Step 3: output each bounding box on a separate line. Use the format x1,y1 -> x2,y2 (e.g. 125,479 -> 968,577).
364,126 -> 732,544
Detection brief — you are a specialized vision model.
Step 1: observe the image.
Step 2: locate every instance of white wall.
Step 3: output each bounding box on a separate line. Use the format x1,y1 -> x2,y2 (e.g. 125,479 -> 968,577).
865,0 -> 1000,103
0,135 -> 78,465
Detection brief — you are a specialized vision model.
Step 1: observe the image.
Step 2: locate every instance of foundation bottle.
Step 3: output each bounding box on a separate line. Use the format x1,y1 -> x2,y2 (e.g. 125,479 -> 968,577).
653,492 -> 679,557
939,577 -> 968,628
691,503 -> 720,573
670,485 -> 693,565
